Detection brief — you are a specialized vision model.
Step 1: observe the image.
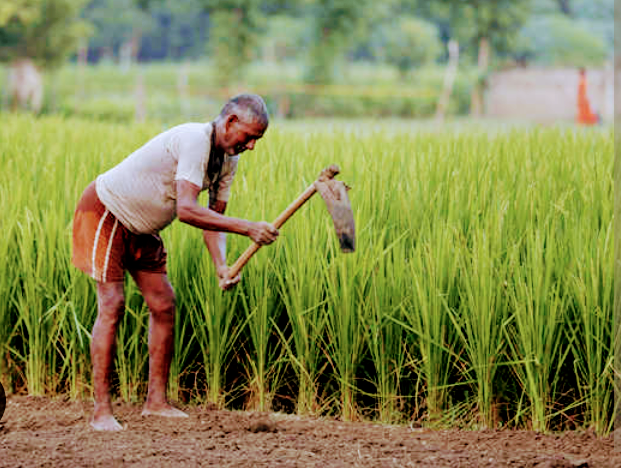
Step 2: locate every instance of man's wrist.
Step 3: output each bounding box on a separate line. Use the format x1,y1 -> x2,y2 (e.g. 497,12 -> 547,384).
243,220 -> 253,236
216,264 -> 228,278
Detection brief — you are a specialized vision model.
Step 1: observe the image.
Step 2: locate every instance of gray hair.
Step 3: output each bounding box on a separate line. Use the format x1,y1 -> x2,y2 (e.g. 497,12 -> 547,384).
219,93 -> 269,128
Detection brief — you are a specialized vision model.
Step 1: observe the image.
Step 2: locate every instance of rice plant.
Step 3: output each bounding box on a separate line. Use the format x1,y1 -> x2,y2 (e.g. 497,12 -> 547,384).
0,114 -> 614,434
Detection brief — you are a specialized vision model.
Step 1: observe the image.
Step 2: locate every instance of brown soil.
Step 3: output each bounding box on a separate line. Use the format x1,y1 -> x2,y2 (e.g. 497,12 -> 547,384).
0,396 -> 617,467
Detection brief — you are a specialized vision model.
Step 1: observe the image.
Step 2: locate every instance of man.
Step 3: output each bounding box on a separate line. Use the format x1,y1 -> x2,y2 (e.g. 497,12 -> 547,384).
72,93 -> 279,431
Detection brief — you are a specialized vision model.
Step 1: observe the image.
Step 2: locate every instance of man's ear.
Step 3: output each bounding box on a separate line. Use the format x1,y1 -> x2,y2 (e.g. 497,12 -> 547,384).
225,114 -> 238,131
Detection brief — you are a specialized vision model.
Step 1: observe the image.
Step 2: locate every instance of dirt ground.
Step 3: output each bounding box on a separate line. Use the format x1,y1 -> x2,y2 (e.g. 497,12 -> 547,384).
0,396 -> 618,467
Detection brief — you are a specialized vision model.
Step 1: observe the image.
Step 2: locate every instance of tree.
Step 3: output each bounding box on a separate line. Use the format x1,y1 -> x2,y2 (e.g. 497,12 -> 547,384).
0,0 -> 91,112
145,0 -> 208,60
304,0 -> 374,84
0,0 -> 91,68
202,0 -> 264,86
570,0 -> 613,55
372,16 -> 441,79
81,0 -> 211,62
261,14 -> 306,62
82,0 -> 155,63
0,1 -> 41,27
447,0 -> 533,57
555,0 -> 572,16
515,14 -> 607,67
444,0 -> 533,116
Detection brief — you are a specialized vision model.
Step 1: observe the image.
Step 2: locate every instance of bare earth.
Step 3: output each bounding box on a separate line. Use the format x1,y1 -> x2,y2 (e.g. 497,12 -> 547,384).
0,396 -> 617,467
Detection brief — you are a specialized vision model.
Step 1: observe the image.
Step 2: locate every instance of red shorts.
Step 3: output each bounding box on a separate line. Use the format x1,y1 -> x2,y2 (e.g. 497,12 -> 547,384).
72,181 -> 167,282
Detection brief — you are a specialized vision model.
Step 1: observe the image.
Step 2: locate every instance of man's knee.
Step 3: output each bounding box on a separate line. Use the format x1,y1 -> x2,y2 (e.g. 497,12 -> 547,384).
96,284 -> 125,323
131,272 -> 176,320
146,289 -> 176,320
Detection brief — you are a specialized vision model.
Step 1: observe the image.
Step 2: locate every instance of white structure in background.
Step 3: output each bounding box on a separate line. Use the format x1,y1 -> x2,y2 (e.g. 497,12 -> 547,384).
486,67 -> 613,123
435,39 -> 459,123
4,58 -> 43,113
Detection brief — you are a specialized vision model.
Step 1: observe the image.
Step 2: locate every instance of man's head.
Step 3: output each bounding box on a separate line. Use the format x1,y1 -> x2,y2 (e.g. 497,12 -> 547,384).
215,93 -> 269,156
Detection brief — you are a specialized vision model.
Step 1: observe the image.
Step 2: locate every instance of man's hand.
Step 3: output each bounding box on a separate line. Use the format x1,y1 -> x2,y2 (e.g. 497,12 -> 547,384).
248,221 -> 279,245
217,265 -> 241,291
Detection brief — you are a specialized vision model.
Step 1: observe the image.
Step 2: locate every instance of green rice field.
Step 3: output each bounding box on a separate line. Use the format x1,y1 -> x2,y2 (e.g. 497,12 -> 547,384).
0,114 -> 615,434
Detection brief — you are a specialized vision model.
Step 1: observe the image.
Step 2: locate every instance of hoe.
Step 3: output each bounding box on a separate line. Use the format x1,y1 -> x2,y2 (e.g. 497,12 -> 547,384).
226,164 -> 356,281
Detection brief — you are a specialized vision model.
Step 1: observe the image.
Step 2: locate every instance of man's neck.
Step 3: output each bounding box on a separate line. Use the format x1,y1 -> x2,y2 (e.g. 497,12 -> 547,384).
212,119 -> 224,152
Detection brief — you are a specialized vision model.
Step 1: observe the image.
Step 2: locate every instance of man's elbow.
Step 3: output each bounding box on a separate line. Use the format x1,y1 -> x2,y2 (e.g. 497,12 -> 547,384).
177,203 -> 220,230
177,203 -> 194,225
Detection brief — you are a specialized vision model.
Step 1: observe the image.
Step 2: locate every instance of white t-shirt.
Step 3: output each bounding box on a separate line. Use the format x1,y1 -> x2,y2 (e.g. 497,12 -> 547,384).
96,122 -> 239,234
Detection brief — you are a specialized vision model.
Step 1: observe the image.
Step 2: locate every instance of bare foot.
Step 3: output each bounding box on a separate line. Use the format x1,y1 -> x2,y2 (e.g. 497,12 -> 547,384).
90,414 -> 123,431
141,403 -> 189,418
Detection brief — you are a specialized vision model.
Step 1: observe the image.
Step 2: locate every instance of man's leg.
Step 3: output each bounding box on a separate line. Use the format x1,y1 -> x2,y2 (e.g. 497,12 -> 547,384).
91,281 -> 125,431
130,270 -> 188,417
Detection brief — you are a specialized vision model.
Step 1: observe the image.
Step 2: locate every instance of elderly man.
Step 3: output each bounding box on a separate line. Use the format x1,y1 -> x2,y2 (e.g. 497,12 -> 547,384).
72,93 -> 279,431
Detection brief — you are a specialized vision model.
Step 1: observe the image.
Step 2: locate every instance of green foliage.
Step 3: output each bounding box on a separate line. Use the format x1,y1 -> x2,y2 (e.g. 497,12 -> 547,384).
572,0 -> 614,19
260,14 -> 307,62
80,0 -> 209,61
0,61 -> 476,121
82,0 -> 155,57
0,116 -> 614,431
571,0 -> 614,54
530,0 -> 562,15
353,0 -> 534,67
0,0 -> 92,68
150,0 -> 210,60
3,0 -> 610,70
203,0 -> 264,86
519,0 -> 613,61
0,1 -> 41,26
372,16 -> 441,78
515,14 -> 608,66
305,0 -> 373,84
448,0 -> 533,58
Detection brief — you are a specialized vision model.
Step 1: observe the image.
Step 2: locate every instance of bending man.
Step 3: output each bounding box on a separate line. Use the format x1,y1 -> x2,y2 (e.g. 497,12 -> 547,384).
72,94 -> 279,431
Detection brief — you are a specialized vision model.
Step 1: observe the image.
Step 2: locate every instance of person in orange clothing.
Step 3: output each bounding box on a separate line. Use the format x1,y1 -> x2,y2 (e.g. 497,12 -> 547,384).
576,67 -> 600,125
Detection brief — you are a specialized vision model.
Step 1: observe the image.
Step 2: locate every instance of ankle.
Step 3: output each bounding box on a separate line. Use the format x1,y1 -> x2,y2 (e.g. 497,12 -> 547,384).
93,399 -> 113,414
145,395 -> 168,407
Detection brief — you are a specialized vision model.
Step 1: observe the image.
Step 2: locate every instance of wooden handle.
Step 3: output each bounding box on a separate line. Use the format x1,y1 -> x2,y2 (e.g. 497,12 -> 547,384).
228,183 -> 318,279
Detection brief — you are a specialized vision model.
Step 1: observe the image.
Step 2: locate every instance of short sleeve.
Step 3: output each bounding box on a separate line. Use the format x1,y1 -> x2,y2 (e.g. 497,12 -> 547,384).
173,128 -> 210,188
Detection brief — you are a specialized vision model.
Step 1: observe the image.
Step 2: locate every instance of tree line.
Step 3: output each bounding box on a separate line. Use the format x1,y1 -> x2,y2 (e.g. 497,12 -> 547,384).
0,0 -> 612,85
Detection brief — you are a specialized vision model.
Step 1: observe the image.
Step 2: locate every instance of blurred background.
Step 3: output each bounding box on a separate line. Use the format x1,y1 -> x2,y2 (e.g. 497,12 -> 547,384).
0,0 -> 614,126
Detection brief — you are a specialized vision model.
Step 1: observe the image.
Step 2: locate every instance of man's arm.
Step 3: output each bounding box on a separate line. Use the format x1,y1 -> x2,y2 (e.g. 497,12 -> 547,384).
176,179 -> 278,243
202,200 -> 230,281
177,179 -> 278,289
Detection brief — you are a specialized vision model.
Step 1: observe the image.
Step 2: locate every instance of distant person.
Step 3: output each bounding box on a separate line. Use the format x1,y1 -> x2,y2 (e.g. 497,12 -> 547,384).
4,59 -> 43,113
72,93 -> 279,431
576,67 -> 600,125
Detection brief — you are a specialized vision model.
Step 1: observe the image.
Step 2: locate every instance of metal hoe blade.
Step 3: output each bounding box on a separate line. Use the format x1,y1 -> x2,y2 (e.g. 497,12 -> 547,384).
314,170 -> 356,253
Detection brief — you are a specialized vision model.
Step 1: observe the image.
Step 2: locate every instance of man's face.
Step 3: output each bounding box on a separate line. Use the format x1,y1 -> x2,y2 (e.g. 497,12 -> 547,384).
223,115 -> 267,156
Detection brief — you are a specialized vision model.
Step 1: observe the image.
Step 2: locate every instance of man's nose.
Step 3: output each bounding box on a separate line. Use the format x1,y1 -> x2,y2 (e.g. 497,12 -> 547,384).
246,140 -> 256,150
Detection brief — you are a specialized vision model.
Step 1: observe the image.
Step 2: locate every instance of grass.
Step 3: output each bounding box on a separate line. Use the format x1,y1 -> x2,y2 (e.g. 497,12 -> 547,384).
0,113 -> 615,434
0,60 -> 477,123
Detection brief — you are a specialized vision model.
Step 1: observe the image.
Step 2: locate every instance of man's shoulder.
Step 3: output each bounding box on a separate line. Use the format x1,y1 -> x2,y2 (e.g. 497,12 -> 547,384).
170,122 -> 211,137
163,122 -> 211,153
